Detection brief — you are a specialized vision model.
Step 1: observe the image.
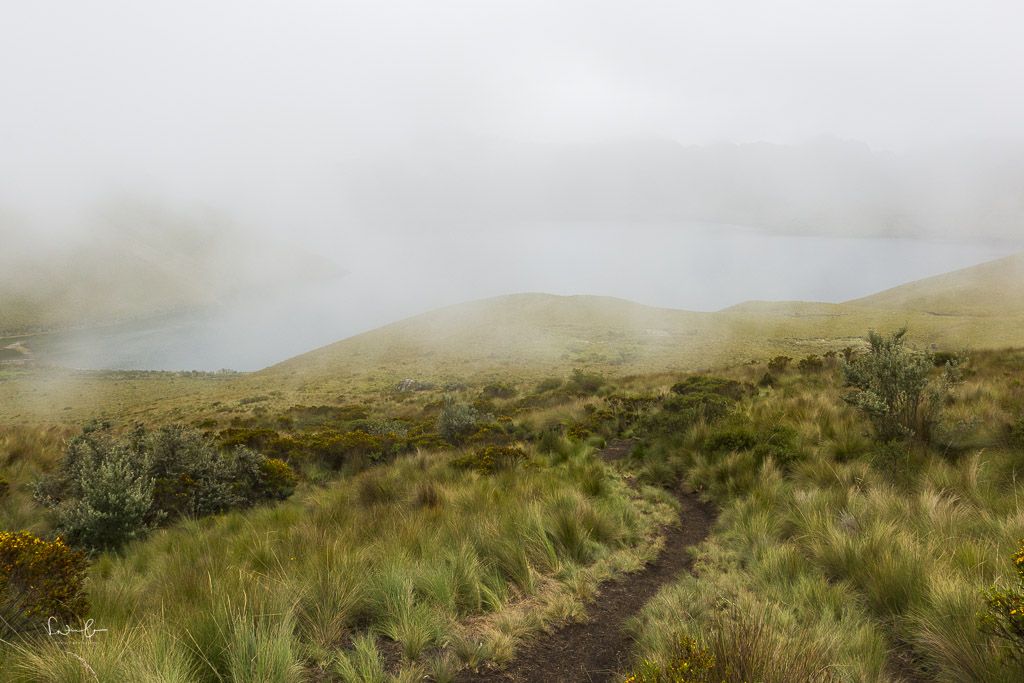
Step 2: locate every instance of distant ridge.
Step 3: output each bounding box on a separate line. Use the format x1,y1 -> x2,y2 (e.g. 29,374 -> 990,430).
264,253 -> 1024,381
848,251 -> 1024,316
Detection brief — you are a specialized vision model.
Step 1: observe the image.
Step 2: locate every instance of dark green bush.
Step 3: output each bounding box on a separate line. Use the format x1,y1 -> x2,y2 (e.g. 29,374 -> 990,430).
671,375 -> 746,401
798,355 -> 825,373
704,427 -> 759,453
481,382 -> 516,399
1009,417 -> 1024,451
0,531 -> 89,637
451,445 -> 527,474
536,377 -> 563,392
35,425 -> 298,551
568,368 -> 605,394
768,356 -> 793,373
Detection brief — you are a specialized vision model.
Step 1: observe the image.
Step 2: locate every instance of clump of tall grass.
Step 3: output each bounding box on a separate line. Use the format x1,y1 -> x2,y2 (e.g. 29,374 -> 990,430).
0,439 -> 667,680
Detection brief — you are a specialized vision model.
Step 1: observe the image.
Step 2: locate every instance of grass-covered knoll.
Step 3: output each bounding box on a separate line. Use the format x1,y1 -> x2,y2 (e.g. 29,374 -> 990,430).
622,347 -> 1024,682
0,370 -> 679,681
4,253 -> 1024,427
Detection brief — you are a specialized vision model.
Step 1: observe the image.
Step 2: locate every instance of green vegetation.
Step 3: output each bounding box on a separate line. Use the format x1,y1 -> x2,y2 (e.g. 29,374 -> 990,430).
624,344 -> 1024,682
4,262 -> 1024,683
0,531 -> 89,637
842,328 -> 960,441
34,425 -> 297,551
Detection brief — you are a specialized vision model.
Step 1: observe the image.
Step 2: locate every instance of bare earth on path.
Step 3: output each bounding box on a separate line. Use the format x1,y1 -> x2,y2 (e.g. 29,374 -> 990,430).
458,438 -> 717,683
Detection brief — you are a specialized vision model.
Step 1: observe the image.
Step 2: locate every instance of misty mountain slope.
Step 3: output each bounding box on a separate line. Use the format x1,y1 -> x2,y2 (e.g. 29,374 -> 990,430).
848,251 -> 1024,316
267,294 -> 714,378
264,258 -> 1024,383
0,206 -> 345,336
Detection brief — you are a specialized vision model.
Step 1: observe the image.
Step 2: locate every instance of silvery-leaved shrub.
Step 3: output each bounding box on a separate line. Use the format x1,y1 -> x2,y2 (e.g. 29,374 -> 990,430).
437,395 -> 480,445
842,329 -> 961,442
35,423 -> 297,551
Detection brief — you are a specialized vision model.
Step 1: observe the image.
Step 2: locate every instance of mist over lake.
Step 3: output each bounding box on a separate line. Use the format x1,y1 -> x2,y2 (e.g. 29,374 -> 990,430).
18,224 -> 1019,372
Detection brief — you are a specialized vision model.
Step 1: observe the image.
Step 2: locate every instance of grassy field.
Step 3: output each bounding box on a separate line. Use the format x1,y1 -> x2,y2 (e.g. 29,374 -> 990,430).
2,255 -> 1024,681
618,349 -> 1024,682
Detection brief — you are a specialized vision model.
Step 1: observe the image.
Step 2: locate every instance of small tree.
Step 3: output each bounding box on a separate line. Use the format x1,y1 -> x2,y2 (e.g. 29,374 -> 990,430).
436,395 -> 479,445
842,329 -> 960,442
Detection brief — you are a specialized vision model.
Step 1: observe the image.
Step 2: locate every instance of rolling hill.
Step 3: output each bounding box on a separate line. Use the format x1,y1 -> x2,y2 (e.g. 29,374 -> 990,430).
266,251 -> 1024,383
4,252 -> 1023,425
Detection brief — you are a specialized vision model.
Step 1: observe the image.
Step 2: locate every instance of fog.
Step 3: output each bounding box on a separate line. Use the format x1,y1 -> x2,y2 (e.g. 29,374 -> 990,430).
2,1 -> 1023,369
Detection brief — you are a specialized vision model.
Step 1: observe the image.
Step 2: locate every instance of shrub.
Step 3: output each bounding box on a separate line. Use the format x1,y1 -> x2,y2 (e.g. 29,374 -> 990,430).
798,355 -> 825,373
981,540 -> 1024,661
36,435 -> 157,551
671,376 -> 746,401
437,396 -> 481,445
767,356 -> 792,373
842,329 -> 960,442
704,427 -> 759,454
663,393 -> 735,424
293,429 -> 388,469
536,377 -> 563,392
481,382 -> 516,399
451,445 -> 527,474
0,476 -> 9,499
569,368 -> 605,394
0,531 -> 89,636
36,425 -> 298,551
624,635 -> 718,683
1009,418 -> 1024,451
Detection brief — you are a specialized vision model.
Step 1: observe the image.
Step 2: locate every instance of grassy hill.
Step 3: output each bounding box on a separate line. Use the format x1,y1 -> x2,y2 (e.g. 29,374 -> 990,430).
848,251 -> 1024,316
3,253 -> 1023,425
268,252 -> 1024,384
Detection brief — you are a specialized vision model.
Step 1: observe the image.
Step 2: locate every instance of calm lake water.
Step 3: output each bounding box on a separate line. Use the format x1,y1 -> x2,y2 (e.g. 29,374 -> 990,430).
14,224 -> 1022,371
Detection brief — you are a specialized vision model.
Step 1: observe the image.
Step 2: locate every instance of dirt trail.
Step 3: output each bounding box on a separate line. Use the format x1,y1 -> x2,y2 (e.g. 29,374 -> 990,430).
458,439 -> 716,683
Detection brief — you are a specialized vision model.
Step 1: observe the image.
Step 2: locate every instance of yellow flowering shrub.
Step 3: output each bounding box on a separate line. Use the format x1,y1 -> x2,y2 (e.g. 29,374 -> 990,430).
981,539 -> 1024,660
0,531 -> 89,634
624,636 -> 721,683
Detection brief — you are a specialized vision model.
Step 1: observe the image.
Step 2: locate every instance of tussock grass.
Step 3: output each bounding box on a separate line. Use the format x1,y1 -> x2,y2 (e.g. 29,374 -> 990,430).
0,440 -> 671,681
626,351 -> 1024,681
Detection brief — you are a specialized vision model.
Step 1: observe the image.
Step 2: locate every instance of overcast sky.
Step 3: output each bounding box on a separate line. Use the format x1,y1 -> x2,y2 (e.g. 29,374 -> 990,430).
3,1 -> 1024,237
3,1 -> 1023,367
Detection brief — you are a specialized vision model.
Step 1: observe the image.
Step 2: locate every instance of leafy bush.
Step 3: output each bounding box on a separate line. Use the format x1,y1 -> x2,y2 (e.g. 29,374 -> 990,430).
671,376 -> 746,401
481,382 -> 516,399
842,329 -> 960,442
536,377 -> 563,392
569,368 -> 605,394
293,429 -> 391,468
981,540 -> 1024,660
663,393 -> 735,424
767,356 -> 792,373
0,531 -> 89,636
451,445 -> 527,474
1009,417 -> 1024,451
798,355 -> 825,373
624,635 -> 718,683
437,396 -> 481,445
35,425 -> 298,551
704,427 -> 759,454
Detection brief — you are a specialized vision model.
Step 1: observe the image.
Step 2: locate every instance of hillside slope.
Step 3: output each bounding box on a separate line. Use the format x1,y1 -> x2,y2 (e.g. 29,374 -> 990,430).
848,251 -> 1024,316
266,253 -> 1024,383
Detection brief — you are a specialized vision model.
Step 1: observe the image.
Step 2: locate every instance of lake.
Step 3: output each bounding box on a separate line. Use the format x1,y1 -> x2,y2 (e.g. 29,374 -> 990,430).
9,224 -> 1021,371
